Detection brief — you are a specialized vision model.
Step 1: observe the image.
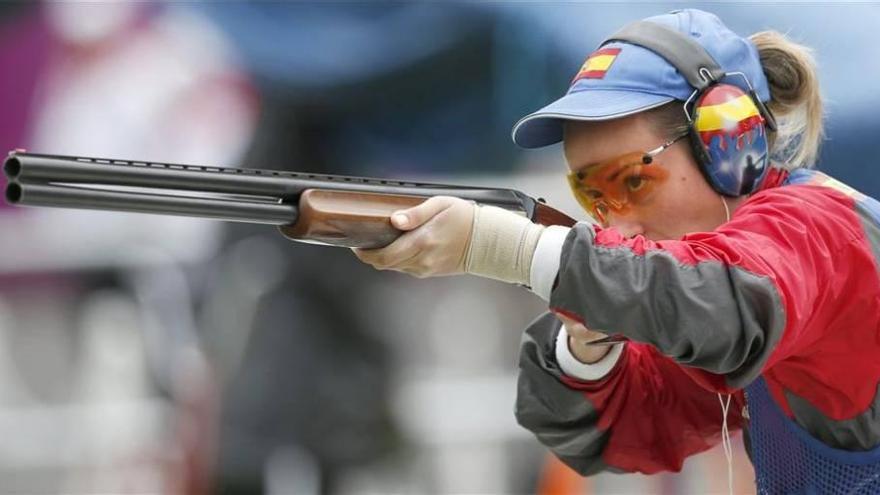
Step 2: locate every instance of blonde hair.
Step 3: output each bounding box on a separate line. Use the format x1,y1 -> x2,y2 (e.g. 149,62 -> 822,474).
751,30 -> 824,170
649,30 -> 824,171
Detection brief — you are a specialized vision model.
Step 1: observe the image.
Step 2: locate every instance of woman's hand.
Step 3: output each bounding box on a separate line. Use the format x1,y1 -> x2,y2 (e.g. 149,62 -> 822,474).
353,196 -> 475,278
556,314 -> 613,364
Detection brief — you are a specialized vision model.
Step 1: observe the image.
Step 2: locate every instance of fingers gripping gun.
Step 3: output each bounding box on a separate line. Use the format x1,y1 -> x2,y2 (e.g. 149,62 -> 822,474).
4,151 -> 576,249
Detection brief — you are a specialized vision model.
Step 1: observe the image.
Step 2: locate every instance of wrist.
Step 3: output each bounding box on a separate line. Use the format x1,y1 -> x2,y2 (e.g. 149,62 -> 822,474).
568,335 -> 613,364
554,328 -> 625,381
464,205 -> 544,285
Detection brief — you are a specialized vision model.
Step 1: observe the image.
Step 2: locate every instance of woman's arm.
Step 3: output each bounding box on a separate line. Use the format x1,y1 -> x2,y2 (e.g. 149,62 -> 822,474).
516,311 -> 745,475
542,185 -> 861,392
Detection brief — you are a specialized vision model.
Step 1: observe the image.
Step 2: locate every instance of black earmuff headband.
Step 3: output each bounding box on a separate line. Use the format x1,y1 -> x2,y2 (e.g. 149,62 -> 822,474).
600,20 -> 777,132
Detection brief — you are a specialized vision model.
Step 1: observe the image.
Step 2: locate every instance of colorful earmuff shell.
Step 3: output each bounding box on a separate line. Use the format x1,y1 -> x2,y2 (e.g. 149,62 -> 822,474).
690,83 -> 769,196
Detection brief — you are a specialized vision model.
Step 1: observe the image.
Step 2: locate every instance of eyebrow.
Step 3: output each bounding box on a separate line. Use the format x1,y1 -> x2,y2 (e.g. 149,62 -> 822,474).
572,159 -> 635,179
607,167 -> 625,182
569,160 -> 601,175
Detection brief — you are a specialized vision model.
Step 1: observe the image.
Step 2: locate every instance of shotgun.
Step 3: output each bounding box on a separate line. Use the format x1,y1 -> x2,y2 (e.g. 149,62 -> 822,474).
3,150 -> 576,249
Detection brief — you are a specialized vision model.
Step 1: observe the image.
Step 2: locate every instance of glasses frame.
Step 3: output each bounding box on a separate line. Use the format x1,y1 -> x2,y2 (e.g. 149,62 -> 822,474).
639,131 -> 690,164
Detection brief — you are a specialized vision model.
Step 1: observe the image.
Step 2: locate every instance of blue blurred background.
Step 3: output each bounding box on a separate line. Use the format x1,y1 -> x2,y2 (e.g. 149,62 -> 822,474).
0,2 -> 874,494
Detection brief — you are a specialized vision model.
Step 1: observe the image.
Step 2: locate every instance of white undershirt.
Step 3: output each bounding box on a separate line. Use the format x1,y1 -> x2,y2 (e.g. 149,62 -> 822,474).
528,225 -> 570,301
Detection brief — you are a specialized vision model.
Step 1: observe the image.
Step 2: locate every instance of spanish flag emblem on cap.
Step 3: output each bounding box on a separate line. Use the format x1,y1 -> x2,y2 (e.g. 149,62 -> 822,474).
572,48 -> 621,83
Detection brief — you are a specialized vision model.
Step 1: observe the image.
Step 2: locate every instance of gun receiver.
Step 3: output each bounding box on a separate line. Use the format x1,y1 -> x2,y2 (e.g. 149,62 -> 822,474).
4,151 -> 576,248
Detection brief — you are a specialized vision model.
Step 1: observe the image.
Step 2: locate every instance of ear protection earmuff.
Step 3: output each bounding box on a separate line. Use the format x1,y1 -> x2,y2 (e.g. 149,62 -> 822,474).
603,21 -> 777,197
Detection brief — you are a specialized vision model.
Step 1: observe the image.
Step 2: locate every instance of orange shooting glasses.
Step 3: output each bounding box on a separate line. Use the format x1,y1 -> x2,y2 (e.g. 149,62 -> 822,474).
566,133 -> 687,225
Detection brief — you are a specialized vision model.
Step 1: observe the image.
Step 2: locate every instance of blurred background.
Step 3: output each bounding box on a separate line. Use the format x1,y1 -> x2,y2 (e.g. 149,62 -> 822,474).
0,2 -> 875,494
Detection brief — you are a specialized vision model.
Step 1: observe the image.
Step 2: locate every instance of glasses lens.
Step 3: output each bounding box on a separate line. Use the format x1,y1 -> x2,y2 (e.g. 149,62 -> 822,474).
567,151 -> 669,224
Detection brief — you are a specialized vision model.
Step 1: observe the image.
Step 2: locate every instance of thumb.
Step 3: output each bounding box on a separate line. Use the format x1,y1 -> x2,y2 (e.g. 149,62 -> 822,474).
391,196 -> 454,231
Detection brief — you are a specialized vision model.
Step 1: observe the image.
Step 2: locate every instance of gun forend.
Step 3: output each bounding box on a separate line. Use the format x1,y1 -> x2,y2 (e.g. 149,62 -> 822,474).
279,190 -> 425,248
279,189 -> 577,249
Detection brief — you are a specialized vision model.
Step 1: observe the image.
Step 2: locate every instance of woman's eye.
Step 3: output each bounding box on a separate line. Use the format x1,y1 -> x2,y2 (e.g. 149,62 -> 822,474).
624,175 -> 647,192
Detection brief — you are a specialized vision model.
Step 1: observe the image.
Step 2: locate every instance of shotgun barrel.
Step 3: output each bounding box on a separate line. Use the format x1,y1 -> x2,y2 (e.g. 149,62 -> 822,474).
3,152 -> 534,212
6,182 -> 298,225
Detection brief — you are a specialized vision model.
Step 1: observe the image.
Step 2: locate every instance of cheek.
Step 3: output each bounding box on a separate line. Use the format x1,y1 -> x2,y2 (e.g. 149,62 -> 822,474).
648,174 -> 692,213
645,173 -> 719,230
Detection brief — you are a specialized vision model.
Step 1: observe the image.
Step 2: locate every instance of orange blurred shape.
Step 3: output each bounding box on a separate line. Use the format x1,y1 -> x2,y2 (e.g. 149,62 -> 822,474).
537,453 -> 593,495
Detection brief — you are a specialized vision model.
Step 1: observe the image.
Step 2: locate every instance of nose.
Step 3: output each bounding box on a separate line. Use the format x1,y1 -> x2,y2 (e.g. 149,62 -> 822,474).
605,210 -> 645,238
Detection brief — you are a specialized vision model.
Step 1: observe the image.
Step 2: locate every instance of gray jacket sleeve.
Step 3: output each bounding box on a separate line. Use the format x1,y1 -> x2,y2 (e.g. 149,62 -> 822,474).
514,311 -> 615,475
549,223 -> 786,390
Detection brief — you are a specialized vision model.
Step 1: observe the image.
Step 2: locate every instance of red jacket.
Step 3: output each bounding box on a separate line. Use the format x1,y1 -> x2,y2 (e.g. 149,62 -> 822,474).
515,167 -> 880,474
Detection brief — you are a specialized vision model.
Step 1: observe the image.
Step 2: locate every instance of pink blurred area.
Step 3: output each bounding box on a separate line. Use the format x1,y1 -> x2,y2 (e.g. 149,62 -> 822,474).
0,3 -> 255,493
0,3 -> 257,188
0,3 -> 258,275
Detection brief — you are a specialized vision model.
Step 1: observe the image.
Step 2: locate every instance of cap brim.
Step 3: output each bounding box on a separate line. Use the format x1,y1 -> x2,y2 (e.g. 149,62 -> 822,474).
511,90 -> 675,149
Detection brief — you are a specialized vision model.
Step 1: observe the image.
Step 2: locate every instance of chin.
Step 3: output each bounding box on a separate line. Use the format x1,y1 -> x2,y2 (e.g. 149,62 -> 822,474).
644,229 -> 687,241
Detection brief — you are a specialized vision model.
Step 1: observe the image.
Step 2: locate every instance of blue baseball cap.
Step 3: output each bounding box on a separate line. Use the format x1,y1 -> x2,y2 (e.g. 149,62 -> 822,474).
511,9 -> 771,149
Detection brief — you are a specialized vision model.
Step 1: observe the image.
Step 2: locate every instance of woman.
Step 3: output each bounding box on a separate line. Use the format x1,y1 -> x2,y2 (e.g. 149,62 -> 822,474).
354,9 -> 880,493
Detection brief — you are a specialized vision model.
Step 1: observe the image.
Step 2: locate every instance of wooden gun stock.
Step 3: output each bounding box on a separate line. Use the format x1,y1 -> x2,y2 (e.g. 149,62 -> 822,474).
533,201 -> 578,229
278,190 -> 577,249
